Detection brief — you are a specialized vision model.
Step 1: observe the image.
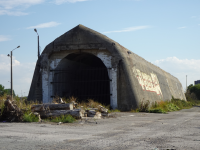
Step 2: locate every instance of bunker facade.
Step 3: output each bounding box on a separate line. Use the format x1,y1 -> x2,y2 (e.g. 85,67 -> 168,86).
28,24 -> 186,110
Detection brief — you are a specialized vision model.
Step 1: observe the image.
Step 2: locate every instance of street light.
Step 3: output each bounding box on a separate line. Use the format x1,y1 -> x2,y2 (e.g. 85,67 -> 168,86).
7,46 -> 20,100
34,28 -> 40,59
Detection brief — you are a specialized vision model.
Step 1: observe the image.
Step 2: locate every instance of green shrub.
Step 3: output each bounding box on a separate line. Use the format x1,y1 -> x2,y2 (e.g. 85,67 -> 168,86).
50,115 -> 75,123
137,97 -> 197,114
23,113 -> 39,122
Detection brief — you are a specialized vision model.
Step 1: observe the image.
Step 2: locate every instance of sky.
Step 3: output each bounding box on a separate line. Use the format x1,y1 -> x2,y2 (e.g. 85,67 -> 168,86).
0,0 -> 200,96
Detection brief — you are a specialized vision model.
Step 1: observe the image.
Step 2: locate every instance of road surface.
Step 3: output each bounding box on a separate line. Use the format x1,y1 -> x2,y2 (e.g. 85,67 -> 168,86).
0,106 -> 200,150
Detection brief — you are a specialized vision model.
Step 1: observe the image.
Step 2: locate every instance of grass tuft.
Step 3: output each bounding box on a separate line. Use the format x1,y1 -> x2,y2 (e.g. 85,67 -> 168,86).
108,109 -> 121,113
50,115 -> 75,123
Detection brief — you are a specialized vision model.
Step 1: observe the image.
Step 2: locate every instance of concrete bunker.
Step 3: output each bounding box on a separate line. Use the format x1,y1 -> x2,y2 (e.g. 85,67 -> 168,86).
28,24 -> 186,111
52,53 -> 110,105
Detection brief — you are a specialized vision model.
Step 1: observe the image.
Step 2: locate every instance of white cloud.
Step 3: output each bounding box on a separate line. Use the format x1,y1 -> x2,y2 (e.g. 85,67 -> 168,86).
103,26 -> 150,34
178,26 -> 186,29
27,21 -> 61,29
191,16 -> 196,18
153,57 -> 200,91
0,0 -> 44,16
54,0 -> 88,5
0,54 -> 35,96
0,9 -> 28,16
0,35 -> 11,42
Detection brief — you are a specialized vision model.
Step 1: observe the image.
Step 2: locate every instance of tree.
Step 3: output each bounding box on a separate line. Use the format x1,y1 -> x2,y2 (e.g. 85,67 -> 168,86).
187,84 -> 193,91
0,84 -> 5,96
190,84 -> 200,100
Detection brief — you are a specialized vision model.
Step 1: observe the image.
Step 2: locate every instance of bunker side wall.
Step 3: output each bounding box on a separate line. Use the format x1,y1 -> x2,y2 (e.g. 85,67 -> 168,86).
126,52 -> 186,106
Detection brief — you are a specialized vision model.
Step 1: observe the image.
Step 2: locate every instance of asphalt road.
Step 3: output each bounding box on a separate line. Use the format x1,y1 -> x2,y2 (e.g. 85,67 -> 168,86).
0,106 -> 200,150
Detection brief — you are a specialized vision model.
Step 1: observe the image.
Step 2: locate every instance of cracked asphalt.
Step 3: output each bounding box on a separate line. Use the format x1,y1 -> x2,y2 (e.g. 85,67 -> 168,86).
0,106 -> 200,150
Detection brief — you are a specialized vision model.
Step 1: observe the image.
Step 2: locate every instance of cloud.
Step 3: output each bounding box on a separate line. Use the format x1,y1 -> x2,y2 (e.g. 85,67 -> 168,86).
153,57 -> 200,91
103,26 -> 150,34
0,54 -> 35,96
178,26 -> 186,29
27,21 -> 61,29
0,9 -> 28,16
54,0 -> 88,5
0,35 -> 11,42
0,0 -> 44,16
191,16 -> 196,18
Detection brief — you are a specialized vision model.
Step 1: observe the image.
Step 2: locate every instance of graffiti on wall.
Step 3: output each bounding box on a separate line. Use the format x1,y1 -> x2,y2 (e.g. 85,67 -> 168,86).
133,68 -> 163,96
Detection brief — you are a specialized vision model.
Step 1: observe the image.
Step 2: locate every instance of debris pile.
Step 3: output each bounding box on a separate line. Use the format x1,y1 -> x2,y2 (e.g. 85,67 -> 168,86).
0,99 -> 23,122
31,102 -> 109,119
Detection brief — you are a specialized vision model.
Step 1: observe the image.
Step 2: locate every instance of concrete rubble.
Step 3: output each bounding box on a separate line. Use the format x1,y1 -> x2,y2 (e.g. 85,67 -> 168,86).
31,102 -> 109,119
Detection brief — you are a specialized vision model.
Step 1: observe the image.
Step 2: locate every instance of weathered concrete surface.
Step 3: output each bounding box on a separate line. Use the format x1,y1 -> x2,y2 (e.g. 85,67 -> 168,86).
1,106 -> 200,150
28,24 -> 186,110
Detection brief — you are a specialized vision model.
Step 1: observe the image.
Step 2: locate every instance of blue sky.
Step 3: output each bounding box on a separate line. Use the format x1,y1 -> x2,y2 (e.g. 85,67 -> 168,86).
0,0 -> 200,96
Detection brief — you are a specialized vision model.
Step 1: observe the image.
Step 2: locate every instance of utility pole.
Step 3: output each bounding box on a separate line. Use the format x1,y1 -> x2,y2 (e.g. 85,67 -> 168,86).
7,46 -> 20,100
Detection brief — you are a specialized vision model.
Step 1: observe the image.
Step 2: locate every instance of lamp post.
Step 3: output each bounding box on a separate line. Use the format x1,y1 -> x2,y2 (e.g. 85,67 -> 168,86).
34,28 -> 40,59
7,46 -> 20,100
186,75 -> 187,92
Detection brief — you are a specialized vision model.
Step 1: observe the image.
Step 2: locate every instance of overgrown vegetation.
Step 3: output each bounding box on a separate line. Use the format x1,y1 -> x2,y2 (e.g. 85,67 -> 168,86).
55,96 -> 111,112
2,82 -> 200,122
135,96 -> 200,114
50,115 -> 75,123
108,109 -> 121,113
23,112 -> 39,122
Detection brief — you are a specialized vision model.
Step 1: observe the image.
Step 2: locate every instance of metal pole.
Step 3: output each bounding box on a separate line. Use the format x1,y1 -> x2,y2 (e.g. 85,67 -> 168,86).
38,35 -> 40,59
11,51 -> 13,100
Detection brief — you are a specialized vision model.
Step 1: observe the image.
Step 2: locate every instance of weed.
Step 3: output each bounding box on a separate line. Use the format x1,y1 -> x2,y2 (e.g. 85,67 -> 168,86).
139,100 -> 150,112
50,115 -> 75,123
130,109 -> 139,113
108,109 -> 121,113
23,113 -> 39,122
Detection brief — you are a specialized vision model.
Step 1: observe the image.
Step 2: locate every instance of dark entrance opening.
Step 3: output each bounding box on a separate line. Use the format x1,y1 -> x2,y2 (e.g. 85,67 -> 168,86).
51,53 -> 110,105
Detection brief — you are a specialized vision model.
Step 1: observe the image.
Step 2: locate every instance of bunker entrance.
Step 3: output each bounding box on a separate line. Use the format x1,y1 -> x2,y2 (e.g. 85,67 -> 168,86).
51,53 -> 110,105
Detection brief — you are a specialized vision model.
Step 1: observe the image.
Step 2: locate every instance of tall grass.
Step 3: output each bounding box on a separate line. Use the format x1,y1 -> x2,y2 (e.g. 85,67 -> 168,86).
50,115 -> 75,123
148,97 -> 197,113
131,97 -> 200,113
0,94 -> 40,121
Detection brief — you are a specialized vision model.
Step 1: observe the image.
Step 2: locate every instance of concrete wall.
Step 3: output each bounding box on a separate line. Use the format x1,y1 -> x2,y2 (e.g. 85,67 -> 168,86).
28,24 -> 186,111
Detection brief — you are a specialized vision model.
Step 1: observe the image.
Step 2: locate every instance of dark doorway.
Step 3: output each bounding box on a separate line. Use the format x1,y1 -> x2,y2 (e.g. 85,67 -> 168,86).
51,53 -> 110,105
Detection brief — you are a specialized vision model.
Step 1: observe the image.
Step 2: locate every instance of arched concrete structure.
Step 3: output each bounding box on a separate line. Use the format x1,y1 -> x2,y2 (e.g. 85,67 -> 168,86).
28,24 -> 186,110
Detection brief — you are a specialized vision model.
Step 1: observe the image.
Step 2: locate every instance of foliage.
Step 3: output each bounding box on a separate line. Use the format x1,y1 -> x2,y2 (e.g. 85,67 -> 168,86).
108,109 -> 121,113
0,84 -> 5,96
149,98 -> 195,113
50,115 -> 75,123
4,89 -> 16,97
132,96 -> 199,114
188,84 -> 200,100
187,84 -> 194,91
0,93 -> 6,116
23,112 -> 39,122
